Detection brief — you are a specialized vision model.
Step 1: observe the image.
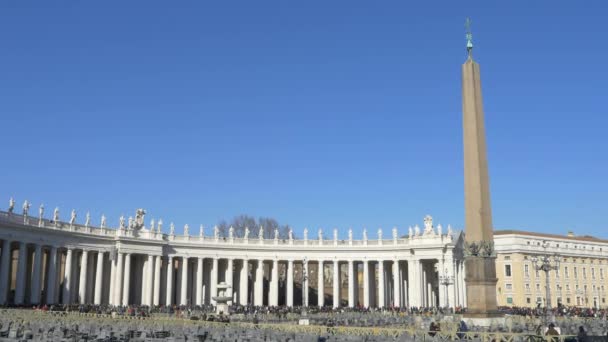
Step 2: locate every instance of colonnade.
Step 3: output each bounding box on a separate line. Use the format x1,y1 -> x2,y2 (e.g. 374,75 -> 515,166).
0,238 -> 467,309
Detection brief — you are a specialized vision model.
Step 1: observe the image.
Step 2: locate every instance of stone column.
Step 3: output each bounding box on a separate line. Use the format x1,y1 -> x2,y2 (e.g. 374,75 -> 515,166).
286,260 -> 293,307
166,256 -> 173,305
270,259 -> 279,306
46,247 -> 59,304
211,257 -> 218,305
302,259 -> 308,307
114,252 -> 124,305
393,260 -> 400,307
122,254 -> 131,306
152,256 -> 161,306
363,260 -> 369,308
254,259 -> 263,306
62,248 -> 73,304
317,260 -> 324,306
78,250 -> 89,304
14,242 -> 27,305
94,251 -> 104,305
195,257 -> 203,305
333,260 -> 339,308
227,258 -> 234,304
0,240 -> 11,305
145,254 -> 154,305
240,259 -> 248,305
407,259 -> 418,307
30,244 -> 43,305
378,260 -> 384,308
446,258 -> 455,308
348,260 -> 354,307
108,254 -> 116,305
438,259 -> 446,307
180,256 -> 188,305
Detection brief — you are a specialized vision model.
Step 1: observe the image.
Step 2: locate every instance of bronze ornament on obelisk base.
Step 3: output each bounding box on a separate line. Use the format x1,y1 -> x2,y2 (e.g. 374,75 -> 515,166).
461,18 -> 502,320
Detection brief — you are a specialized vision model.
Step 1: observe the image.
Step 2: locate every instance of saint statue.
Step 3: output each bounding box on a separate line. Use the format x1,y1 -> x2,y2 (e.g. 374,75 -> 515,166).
150,219 -> 155,231
378,228 -> 383,240
437,224 -> 442,236
22,200 -> 30,217
288,228 -> 293,241
128,217 -> 133,229
423,215 -> 434,235
348,228 -> 353,241
100,214 -> 106,228
408,226 -> 413,239
333,228 -> 338,241
8,197 -> 15,214
318,228 -> 323,241
244,226 -> 250,239
363,228 -> 368,241
414,225 -> 420,236
157,219 -> 163,233
258,226 -> 264,240
199,224 -> 204,237
53,207 -> 60,222
184,224 -> 189,236
274,228 -> 279,240
169,222 -> 175,235
447,224 -> 453,237
69,209 -> 76,225
39,204 -> 44,220
229,226 -> 234,239
392,227 -> 398,240
85,212 -> 91,227
214,225 -> 220,240
119,215 -> 126,229
303,228 -> 308,241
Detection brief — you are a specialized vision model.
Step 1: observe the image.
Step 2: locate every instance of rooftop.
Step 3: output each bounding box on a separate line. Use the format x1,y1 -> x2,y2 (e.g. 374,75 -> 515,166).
495,229 -> 608,244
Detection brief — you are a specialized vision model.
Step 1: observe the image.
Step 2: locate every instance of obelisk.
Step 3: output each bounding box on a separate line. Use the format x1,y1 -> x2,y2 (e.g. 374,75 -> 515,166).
461,19 -> 500,318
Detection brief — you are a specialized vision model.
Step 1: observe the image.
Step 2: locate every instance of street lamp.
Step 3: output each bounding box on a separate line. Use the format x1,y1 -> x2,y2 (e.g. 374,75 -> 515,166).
531,241 -> 561,310
439,269 -> 454,308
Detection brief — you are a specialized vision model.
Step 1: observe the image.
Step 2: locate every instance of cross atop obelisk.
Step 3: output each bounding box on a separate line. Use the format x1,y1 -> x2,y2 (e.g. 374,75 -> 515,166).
461,18 -> 500,318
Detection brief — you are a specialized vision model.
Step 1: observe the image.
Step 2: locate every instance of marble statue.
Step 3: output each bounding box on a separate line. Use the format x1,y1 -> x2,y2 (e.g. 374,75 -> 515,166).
133,209 -> 146,230
53,207 -> 59,222
437,224 -> 442,236
333,228 -> 338,242
22,200 -> 30,217
414,224 -> 420,236
363,228 -> 368,241
258,226 -> 264,240
423,215 -> 434,235
149,219 -> 155,231
199,224 -> 204,237
184,224 -> 189,236
85,212 -> 91,228
318,228 -> 323,241
157,219 -> 163,233
229,226 -> 234,239
288,228 -> 293,241
8,197 -> 15,214
274,228 -> 279,240
244,226 -> 250,239
38,204 -> 44,220
128,217 -> 133,229
408,226 -> 413,239
69,209 -> 76,225
447,224 -> 453,237
100,214 -> 106,228
348,228 -> 353,241
392,227 -> 398,240
169,222 -> 175,235
119,215 -> 126,229
303,228 -> 308,241
214,225 -> 220,240
377,228 -> 382,240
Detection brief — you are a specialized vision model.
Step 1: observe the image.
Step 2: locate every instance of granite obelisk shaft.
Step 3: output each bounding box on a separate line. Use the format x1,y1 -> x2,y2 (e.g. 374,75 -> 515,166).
462,56 -> 499,317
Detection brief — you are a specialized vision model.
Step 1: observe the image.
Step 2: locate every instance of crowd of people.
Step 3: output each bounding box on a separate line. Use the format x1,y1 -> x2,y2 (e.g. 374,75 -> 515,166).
498,305 -> 608,319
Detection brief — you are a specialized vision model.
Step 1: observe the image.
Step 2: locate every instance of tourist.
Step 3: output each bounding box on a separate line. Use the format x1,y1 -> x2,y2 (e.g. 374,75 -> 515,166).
577,326 -> 588,342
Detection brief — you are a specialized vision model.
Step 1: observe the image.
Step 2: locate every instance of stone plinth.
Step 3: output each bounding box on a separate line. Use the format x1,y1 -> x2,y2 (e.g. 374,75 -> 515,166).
464,256 -> 500,318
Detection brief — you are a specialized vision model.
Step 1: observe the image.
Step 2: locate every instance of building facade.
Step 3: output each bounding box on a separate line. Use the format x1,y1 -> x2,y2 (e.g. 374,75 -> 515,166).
495,230 -> 608,309
0,207 -> 467,309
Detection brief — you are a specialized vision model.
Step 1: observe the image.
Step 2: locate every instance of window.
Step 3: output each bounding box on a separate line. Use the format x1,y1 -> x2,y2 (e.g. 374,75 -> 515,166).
583,268 -> 587,279
536,284 -> 541,292
504,256 -> 511,260
574,267 -> 578,279
536,297 -> 542,304
601,269 -> 604,279
524,264 -> 530,278
567,297 -> 571,304
506,283 -> 513,291
526,297 -> 531,304
507,297 -> 513,304
566,284 -> 570,292
565,266 -> 569,278
525,283 -> 531,292
535,269 -> 540,278
592,268 -> 596,279
556,267 -> 560,278
505,265 -> 512,277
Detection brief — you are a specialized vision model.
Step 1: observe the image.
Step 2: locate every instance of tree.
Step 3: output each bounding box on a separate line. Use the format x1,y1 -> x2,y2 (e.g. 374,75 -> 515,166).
216,214 -> 292,239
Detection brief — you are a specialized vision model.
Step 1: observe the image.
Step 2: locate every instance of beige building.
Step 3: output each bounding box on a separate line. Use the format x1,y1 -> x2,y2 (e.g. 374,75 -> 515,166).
495,230 -> 608,308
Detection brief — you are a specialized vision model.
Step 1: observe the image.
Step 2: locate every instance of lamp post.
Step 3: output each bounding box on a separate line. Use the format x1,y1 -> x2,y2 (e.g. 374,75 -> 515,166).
531,241 -> 561,311
439,269 -> 454,308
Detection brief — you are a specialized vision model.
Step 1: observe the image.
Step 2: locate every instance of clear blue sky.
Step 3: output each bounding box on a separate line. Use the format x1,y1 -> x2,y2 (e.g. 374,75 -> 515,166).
1,1 -> 607,238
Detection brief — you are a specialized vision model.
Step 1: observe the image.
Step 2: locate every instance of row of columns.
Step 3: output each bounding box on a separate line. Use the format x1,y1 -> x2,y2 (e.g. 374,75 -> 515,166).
0,240 -> 465,308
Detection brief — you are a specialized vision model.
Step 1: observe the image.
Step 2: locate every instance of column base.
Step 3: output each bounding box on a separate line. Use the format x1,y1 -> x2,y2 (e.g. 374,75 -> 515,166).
464,256 -> 500,317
